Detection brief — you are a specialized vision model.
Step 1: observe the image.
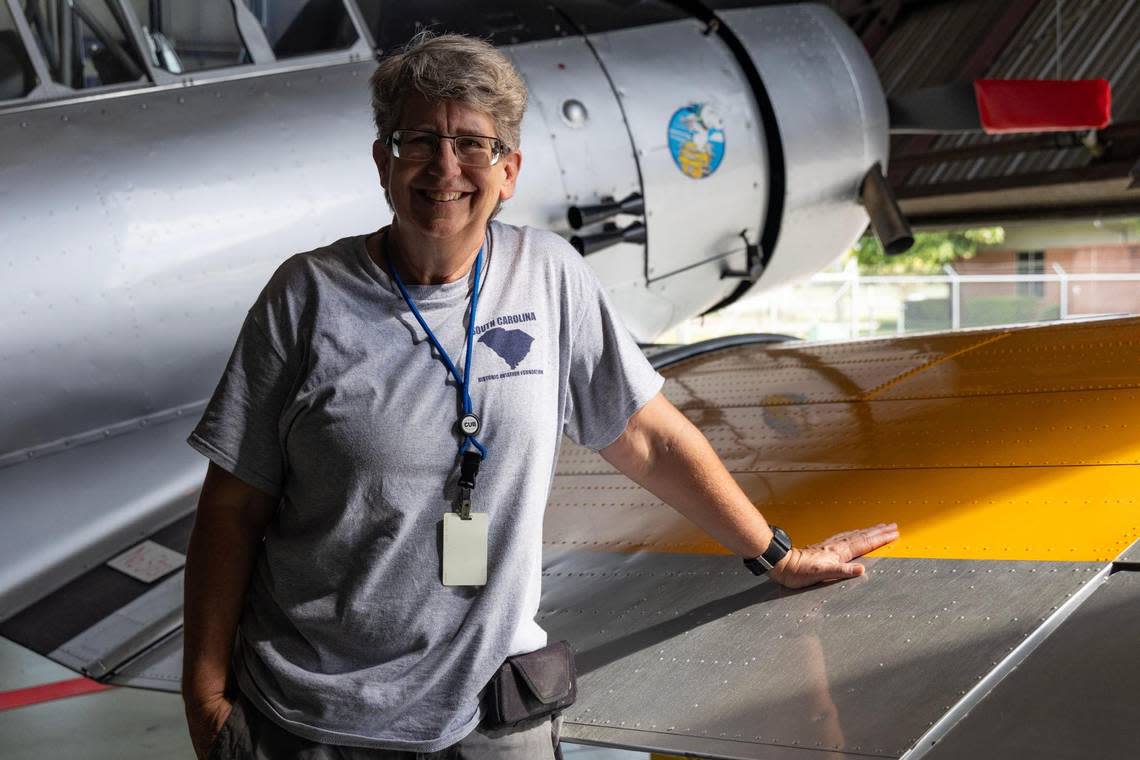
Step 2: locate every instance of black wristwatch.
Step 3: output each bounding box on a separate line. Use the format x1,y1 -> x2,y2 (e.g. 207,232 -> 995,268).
743,526 -> 792,576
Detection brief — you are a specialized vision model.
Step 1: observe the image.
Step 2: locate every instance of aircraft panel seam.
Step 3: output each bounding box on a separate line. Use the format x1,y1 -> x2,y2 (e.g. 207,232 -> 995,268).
550,6 -> 647,280
563,725 -> 889,759
860,332 -> 1012,400
898,562 -> 1114,759
663,384 -> 1140,407
0,58 -> 371,116
554,462 -> 1140,476
0,399 -> 208,471
804,0 -> 873,187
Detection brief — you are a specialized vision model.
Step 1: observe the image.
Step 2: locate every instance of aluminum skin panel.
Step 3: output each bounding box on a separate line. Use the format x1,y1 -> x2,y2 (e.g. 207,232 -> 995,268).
0,414 -> 202,620
0,512 -> 193,656
545,551 -> 1101,758
540,315 -> 1139,755
867,319 -> 1140,400
922,568 -> 1140,760
107,628 -> 184,692
562,392 -> 1140,474
1,63 -> 379,460
641,332 -> 1007,409
552,317 -> 1140,562
82,556 -> 1116,751
572,730 -> 866,760
505,39 -> 640,215
584,18 -> 767,282
0,54 -> 579,468
504,38 -> 666,340
7,315 -> 1135,760
49,572 -> 182,679
0,41 -> 613,620
625,248 -> 751,341
720,5 -> 889,293
545,467 -> 1140,562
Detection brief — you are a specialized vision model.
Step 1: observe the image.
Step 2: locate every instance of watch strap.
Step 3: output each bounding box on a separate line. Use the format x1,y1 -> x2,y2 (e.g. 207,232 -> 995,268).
743,526 -> 792,575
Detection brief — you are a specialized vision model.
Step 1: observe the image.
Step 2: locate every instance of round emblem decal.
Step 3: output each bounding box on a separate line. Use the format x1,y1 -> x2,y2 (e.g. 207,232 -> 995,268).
667,103 -> 726,180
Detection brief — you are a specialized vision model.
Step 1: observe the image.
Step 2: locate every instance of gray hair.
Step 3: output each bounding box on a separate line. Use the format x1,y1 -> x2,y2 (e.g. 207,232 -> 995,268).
370,31 -> 528,151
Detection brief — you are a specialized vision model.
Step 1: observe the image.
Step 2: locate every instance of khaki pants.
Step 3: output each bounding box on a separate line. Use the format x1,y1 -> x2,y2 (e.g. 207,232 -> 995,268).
207,691 -> 561,760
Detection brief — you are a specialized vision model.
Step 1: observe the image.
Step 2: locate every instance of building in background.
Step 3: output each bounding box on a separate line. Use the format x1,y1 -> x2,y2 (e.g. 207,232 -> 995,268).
959,218 -> 1140,318
661,219 -> 1140,344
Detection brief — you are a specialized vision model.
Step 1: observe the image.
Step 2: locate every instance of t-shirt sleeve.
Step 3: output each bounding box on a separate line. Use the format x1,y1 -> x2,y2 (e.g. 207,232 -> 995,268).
563,267 -> 665,451
187,308 -> 293,497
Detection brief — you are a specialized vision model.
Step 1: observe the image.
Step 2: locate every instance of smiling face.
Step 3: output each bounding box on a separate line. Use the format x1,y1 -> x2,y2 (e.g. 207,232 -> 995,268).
373,93 -> 521,247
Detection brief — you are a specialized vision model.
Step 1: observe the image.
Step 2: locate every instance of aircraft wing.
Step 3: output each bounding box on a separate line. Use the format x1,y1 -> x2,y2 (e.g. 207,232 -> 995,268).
3,316 -> 1138,758
545,315 -> 1140,759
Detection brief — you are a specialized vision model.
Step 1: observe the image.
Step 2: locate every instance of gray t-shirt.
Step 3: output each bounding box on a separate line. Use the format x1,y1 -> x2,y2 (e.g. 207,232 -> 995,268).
188,222 -> 663,751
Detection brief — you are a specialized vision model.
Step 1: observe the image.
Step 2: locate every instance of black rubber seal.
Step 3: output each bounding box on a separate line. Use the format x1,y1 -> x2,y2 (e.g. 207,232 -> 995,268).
648,333 -> 795,370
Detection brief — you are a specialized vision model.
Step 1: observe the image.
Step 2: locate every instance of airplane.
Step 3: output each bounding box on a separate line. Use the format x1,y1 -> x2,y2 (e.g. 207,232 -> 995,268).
1,1 -> 1136,758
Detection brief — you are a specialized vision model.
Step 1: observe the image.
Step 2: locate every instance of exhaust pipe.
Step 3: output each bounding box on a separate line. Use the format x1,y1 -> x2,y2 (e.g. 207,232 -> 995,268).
861,162 -> 914,255
568,193 -> 645,230
570,221 -> 647,256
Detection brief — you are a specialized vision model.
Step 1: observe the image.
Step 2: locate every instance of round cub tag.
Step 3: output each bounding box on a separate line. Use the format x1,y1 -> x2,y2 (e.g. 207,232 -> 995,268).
459,414 -> 481,436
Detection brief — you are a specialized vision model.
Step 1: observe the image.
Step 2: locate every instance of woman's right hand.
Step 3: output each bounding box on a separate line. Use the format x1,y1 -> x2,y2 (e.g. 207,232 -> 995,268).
185,694 -> 234,760
769,523 -> 899,589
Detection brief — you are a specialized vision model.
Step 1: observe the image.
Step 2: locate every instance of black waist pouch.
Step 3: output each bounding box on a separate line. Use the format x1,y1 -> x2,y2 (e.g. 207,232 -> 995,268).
483,640 -> 577,729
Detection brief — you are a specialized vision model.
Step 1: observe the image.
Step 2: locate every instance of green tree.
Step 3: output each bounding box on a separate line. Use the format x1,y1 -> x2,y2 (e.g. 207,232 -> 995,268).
846,227 -> 1005,274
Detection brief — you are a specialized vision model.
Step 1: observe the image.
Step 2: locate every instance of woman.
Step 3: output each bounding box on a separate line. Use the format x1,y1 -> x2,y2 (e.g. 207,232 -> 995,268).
182,32 -> 897,760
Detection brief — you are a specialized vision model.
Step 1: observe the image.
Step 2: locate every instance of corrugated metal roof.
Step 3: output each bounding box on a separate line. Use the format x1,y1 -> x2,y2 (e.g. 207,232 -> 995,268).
874,0 -> 1014,95
871,0 -> 1139,191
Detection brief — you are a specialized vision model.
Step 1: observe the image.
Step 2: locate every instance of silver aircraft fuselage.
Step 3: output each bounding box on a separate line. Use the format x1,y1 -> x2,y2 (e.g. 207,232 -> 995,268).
0,0 -> 884,662
0,1 -> 885,476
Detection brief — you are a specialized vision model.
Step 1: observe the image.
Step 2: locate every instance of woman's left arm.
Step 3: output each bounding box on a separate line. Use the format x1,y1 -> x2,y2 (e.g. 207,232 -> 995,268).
599,393 -> 898,589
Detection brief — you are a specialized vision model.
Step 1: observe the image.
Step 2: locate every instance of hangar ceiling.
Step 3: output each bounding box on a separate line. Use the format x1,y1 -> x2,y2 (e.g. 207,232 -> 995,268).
820,0 -> 1140,227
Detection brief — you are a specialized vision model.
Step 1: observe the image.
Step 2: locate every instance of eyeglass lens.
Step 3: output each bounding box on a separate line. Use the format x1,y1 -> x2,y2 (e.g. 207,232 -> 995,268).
393,130 -> 501,167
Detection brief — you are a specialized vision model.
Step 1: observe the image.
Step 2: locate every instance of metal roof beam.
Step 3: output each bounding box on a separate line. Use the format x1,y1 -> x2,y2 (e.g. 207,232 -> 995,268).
860,0 -> 903,56
891,120 -> 1140,169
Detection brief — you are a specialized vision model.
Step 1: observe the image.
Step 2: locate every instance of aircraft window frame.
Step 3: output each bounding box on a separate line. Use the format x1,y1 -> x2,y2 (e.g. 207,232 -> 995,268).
138,0 -> 376,81
356,0 -> 572,49
28,0 -> 150,85
1,0 -> 46,100
125,0 -> 254,77
7,0 -> 152,105
236,0 -> 374,64
1,0 -> 375,112
76,1 -> 147,82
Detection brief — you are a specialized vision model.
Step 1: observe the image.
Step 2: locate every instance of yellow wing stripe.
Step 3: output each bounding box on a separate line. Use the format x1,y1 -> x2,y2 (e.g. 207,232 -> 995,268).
547,318 -> 1140,563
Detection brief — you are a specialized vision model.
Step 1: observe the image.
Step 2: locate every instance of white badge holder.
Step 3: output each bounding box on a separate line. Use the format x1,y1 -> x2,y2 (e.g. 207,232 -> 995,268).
442,512 -> 489,586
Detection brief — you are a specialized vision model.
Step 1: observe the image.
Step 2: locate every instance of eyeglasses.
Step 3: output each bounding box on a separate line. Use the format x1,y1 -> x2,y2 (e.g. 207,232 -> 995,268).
387,129 -> 509,167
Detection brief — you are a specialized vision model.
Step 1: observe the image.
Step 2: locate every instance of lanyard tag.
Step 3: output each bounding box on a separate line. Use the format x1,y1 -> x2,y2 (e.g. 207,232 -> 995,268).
442,512 -> 488,586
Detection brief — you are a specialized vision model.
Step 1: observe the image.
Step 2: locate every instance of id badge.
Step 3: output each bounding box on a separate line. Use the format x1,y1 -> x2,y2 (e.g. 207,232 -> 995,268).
442,512 -> 489,586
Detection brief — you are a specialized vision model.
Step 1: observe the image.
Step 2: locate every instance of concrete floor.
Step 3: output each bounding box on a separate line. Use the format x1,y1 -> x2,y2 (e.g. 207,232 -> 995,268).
0,638 -> 646,759
0,638 -> 196,759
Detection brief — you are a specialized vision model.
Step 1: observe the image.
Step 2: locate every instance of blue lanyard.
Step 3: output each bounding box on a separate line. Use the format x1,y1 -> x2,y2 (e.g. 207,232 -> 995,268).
384,238 -> 488,460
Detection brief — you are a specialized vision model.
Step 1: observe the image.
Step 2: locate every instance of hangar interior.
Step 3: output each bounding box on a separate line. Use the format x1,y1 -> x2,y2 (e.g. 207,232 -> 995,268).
1,1 -> 1138,759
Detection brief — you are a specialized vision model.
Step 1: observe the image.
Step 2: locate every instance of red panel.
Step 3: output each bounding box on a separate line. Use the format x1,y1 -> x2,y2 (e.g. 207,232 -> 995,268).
975,79 -> 1112,134
0,678 -> 113,711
